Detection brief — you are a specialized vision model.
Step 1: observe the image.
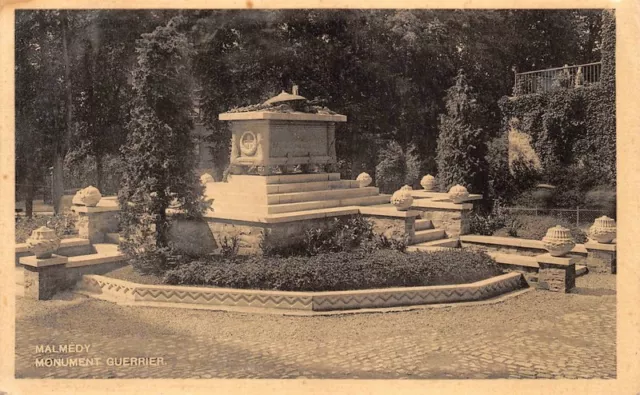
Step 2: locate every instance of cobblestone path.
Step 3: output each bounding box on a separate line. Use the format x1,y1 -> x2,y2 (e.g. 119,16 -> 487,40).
15,274 -> 615,379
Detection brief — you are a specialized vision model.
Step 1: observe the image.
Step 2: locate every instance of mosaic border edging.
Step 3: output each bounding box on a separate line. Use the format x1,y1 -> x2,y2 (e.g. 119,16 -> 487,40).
76,272 -> 526,312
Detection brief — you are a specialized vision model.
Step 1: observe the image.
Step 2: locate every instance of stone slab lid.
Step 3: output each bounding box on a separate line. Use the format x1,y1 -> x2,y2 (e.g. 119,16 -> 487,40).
264,89 -> 307,105
219,111 -> 346,122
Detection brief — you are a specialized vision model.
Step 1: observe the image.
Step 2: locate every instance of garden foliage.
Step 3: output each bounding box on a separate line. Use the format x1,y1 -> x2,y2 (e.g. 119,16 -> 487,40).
436,71 -> 488,195
493,214 -> 588,243
496,10 -> 615,208
118,17 -> 205,274
163,249 -> 503,292
375,141 -> 421,193
261,215 -> 407,257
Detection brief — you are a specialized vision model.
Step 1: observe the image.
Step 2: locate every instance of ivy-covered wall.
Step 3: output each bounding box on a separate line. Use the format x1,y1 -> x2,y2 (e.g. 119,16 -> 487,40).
497,10 -> 615,207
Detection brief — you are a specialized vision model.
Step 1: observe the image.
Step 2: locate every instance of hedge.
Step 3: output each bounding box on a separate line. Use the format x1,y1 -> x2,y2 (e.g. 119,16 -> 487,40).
163,249 -> 504,292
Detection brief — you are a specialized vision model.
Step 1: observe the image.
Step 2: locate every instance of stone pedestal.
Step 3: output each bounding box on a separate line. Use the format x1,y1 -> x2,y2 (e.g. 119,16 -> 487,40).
536,253 -> 577,293
410,200 -> 473,238
19,255 -> 69,300
360,206 -> 420,243
584,242 -> 616,274
72,206 -> 120,244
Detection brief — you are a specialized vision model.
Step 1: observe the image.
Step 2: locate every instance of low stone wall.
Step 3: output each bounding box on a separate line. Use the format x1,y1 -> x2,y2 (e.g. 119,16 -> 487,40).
22,259 -> 126,300
76,272 -> 527,314
460,235 -> 588,262
18,243 -> 127,300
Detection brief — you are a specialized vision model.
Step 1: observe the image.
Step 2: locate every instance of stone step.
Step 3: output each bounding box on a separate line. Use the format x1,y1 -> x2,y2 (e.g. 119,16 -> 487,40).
410,238 -> 460,250
406,246 -> 452,253
411,229 -> 446,244
266,180 -> 359,194
264,173 -> 341,185
267,187 -> 379,205
267,194 -> 391,214
414,219 -> 433,231
104,233 -> 120,244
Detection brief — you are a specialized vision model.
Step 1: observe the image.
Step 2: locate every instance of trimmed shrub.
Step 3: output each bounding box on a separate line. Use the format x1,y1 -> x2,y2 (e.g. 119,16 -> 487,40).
15,213 -> 77,243
163,249 -> 503,292
375,141 -> 421,193
493,214 -> 587,243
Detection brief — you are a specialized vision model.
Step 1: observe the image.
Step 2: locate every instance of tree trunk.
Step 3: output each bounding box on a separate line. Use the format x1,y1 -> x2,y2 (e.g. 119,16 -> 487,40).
96,153 -> 104,192
24,170 -> 34,218
53,11 -> 73,214
52,151 -> 65,214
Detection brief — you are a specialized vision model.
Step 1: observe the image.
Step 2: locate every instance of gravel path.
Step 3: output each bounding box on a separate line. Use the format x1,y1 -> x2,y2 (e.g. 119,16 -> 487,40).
15,273 -> 615,379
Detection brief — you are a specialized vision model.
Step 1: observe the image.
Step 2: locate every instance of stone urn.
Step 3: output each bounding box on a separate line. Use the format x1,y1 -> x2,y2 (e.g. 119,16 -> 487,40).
26,226 -> 60,259
542,225 -> 575,257
72,186 -> 102,207
356,172 -> 372,188
391,185 -> 414,211
448,184 -> 469,204
200,173 -> 215,184
420,174 -> 436,191
589,216 -> 616,244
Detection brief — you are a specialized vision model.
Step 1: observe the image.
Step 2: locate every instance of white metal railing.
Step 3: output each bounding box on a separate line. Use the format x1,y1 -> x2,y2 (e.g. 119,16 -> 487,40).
513,62 -> 602,96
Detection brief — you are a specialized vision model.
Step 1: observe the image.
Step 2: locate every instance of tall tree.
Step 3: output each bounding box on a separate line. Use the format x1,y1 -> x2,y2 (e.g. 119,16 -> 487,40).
436,70 -> 488,194
119,16 -> 204,268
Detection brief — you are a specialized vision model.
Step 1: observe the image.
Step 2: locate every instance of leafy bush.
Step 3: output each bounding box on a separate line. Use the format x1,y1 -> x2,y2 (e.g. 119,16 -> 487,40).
375,141 -> 421,194
15,213 -> 77,243
262,215 -> 406,257
468,207 -> 509,236
493,214 -> 587,243
163,249 -> 503,292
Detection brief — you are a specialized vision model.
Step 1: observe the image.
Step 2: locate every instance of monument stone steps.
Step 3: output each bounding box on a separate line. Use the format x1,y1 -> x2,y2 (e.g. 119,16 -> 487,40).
267,194 -> 392,214
213,186 -> 380,206
266,179 -> 360,194
411,229 -> 446,244
263,172 -> 342,185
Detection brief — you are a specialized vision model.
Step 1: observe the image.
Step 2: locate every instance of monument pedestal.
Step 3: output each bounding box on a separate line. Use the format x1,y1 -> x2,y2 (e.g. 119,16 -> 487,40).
203,172 -> 392,254
536,253 -> 577,293
19,254 -> 69,300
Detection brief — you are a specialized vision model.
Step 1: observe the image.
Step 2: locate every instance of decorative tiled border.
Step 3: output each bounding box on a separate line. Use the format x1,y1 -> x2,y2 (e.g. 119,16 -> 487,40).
76,272 -> 526,313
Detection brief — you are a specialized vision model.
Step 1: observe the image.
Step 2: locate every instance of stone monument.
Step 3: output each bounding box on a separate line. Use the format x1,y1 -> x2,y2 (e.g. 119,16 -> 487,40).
203,87 -> 392,253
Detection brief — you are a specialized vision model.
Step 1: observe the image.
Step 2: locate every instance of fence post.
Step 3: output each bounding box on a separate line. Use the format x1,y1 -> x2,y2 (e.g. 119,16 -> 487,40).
576,206 -> 580,227
535,207 -> 538,216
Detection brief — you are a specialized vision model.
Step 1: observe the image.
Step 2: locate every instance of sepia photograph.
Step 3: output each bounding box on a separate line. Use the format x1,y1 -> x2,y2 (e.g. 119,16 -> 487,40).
2,4 -> 638,392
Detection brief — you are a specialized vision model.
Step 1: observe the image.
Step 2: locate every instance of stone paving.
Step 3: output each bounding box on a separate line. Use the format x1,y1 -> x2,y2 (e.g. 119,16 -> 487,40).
14,273 -> 615,379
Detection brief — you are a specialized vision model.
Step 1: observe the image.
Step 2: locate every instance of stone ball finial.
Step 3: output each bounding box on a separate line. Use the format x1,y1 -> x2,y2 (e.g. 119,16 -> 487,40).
589,216 -> 616,244
200,173 -> 215,184
542,225 -> 575,257
420,174 -> 436,191
391,186 -> 414,211
72,186 -> 102,207
448,184 -> 469,204
26,226 -> 60,259
356,172 -> 372,188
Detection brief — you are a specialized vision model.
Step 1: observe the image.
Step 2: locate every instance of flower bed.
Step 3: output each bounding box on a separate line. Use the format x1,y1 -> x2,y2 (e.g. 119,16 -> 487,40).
157,249 -> 502,292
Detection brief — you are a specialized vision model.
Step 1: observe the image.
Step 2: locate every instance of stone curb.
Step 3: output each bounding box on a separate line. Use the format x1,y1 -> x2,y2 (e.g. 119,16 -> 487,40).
75,272 -> 527,314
